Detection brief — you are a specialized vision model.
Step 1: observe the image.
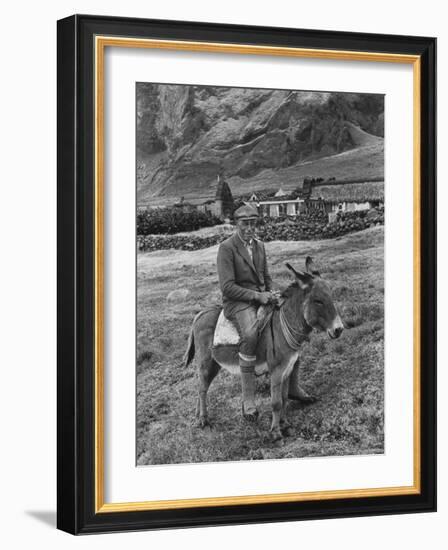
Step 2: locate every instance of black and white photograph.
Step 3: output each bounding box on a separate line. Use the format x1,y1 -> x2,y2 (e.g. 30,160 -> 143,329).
136,83 -> 385,465
0,0 -> 442,542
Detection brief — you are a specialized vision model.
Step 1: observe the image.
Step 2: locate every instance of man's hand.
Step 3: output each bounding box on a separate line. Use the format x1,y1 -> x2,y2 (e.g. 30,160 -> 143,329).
257,291 -> 272,305
269,290 -> 282,305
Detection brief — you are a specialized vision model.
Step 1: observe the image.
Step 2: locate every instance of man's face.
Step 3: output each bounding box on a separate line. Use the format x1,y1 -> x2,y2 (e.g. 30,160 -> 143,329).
237,218 -> 257,242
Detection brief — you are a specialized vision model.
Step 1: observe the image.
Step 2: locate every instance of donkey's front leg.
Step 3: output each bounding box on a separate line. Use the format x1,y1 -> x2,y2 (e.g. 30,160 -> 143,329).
280,375 -> 294,437
270,368 -> 284,442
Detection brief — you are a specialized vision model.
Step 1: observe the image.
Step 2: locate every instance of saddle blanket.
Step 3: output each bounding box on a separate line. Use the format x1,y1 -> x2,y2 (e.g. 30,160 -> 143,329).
212,306 -> 271,347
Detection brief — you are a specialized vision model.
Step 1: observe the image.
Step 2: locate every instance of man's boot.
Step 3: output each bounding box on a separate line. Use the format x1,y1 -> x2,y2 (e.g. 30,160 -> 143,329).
240,362 -> 259,421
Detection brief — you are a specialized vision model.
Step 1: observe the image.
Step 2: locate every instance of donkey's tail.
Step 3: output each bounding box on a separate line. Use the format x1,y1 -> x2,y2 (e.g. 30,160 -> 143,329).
182,310 -> 206,367
183,306 -> 221,367
183,325 -> 195,367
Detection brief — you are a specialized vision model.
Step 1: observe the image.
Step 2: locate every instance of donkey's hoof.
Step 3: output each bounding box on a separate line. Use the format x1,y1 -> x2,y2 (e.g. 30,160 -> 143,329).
242,403 -> 259,423
288,392 -> 317,404
281,423 -> 294,437
280,420 -> 294,437
197,416 -> 212,429
270,428 -> 283,444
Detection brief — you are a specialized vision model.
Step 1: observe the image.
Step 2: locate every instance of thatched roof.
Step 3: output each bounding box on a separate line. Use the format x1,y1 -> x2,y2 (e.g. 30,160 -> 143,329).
310,181 -> 384,202
275,187 -> 287,197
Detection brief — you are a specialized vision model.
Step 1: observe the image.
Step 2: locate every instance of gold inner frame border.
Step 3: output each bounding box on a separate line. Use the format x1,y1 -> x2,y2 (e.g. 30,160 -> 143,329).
94,35 -> 421,514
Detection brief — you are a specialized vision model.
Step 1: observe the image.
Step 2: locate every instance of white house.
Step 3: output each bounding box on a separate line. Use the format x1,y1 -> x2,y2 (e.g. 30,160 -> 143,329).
246,197 -> 305,218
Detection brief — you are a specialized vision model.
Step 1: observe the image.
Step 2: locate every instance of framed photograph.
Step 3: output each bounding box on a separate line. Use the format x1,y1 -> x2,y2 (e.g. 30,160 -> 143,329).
57,14 -> 436,534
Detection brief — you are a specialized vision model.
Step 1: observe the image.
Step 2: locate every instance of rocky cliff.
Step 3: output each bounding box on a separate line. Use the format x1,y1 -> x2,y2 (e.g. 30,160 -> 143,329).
136,84 -> 384,205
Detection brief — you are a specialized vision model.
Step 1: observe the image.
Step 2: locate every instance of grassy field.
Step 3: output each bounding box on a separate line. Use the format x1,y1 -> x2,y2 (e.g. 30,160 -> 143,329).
137,226 -> 384,465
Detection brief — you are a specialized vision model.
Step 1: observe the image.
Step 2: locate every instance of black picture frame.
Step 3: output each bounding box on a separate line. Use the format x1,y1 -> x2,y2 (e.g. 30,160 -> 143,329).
57,14 -> 436,535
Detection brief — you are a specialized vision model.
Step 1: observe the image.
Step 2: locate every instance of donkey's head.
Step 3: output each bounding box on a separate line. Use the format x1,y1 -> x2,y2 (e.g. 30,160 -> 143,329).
285,257 -> 344,339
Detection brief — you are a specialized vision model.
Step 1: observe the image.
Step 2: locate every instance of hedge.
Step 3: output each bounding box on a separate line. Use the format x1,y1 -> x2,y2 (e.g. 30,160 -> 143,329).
137,207 -> 384,252
137,207 -> 221,235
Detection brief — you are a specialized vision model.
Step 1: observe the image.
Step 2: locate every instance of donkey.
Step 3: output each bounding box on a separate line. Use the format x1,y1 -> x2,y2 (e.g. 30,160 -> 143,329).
183,257 -> 344,442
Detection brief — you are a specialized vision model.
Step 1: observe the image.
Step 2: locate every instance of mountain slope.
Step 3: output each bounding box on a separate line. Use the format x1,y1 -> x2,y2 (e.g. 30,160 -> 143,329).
137,85 -> 384,204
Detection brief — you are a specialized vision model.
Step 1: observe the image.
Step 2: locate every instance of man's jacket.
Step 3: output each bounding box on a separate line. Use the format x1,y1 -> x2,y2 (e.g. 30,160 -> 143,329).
217,232 -> 272,318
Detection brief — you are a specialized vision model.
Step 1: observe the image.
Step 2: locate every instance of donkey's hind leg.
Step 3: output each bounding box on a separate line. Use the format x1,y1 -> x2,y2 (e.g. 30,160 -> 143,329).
196,358 -> 221,428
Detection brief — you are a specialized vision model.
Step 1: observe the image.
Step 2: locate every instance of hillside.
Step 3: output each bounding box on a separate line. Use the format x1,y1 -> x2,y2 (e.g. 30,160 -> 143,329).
137,85 -> 384,205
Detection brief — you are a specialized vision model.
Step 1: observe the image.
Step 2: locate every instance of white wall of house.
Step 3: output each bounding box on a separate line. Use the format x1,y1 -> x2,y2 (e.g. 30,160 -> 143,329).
331,201 -> 373,213
354,201 -> 372,211
269,204 -> 279,217
287,203 -> 296,215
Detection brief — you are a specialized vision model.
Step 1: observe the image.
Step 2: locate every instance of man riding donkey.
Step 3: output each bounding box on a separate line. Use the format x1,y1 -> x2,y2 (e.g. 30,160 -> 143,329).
217,204 -> 313,421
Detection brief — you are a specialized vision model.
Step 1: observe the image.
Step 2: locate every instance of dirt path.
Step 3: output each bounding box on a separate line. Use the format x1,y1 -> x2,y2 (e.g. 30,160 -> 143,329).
138,225 -> 384,271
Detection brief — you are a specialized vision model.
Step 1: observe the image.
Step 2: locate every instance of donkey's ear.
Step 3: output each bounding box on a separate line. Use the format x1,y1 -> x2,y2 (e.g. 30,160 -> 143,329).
305,256 -> 321,277
285,262 -> 301,278
285,263 -> 314,289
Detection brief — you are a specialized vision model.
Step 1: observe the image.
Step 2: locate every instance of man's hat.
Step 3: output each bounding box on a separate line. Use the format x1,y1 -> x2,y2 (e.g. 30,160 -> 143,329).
233,204 -> 259,220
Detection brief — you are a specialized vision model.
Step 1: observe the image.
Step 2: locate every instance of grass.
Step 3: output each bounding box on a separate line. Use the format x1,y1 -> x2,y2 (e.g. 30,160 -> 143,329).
136,226 -> 384,465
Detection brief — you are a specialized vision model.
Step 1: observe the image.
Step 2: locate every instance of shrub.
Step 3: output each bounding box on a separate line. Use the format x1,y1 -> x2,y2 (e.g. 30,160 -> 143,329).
137,207 -> 221,235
